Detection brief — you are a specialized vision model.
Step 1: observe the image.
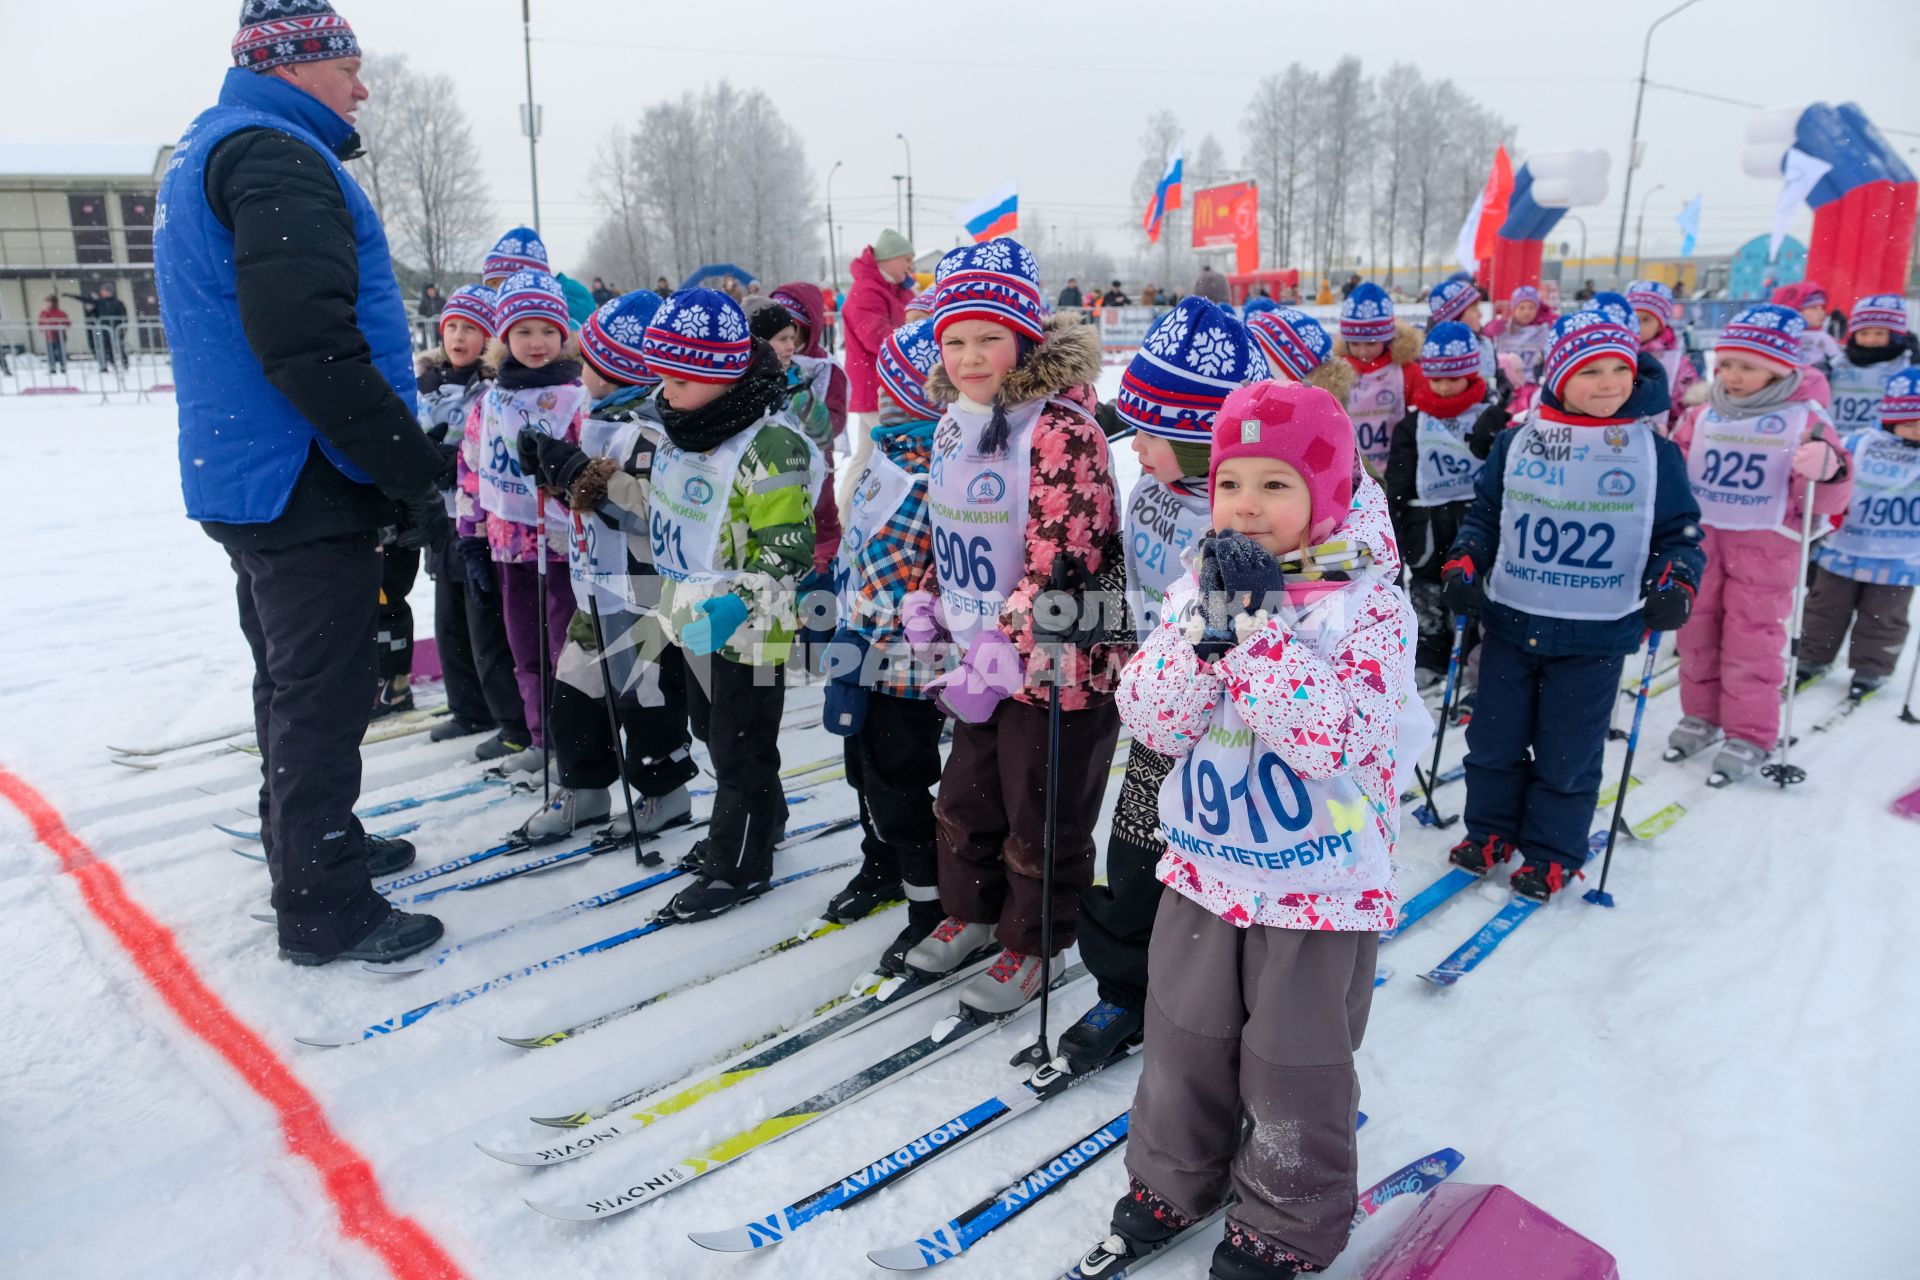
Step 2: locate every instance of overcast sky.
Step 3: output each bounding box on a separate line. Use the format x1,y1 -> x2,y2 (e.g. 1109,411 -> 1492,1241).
6,0 -> 1918,278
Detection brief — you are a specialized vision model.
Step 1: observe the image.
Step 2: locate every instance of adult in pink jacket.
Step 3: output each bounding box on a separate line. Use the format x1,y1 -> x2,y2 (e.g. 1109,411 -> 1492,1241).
1667,304 -> 1853,785
842,229 -> 917,417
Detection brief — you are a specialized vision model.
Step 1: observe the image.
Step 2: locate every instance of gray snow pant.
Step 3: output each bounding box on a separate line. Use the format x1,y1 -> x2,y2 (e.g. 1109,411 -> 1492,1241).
1125,891 -> 1377,1271
1800,565 -> 1913,683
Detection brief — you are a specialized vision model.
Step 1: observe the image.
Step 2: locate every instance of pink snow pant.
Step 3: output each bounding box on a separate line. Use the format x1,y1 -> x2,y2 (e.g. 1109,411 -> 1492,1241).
1678,525 -> 1799,750
497,558 -> 576,748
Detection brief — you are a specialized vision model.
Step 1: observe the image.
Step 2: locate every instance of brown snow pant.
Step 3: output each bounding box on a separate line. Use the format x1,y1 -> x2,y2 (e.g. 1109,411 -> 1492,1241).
933,695 -> 1121,956
1125,890 -> 1378,1271
1800,565 -> 1914,683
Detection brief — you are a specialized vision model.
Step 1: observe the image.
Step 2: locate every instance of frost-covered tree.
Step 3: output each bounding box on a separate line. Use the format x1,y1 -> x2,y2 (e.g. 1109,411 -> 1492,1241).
350,54 -> 492,282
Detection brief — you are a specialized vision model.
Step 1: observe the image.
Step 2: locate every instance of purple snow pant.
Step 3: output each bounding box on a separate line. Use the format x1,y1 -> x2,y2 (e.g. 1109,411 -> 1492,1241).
497,558 -> 575,748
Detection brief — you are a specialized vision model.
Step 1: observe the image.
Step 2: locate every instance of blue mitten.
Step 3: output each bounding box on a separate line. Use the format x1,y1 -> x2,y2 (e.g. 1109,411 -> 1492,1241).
1211,531 -> 1287,612
682,593 -> 749,657
821,630 -> 871,737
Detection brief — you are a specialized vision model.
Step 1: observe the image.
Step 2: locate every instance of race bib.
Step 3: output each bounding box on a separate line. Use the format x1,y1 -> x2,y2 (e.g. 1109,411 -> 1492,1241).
1824,430 -> 1920,562
1684,402 -> 1800,531
1123,473 -> 1211,639
648,428 -> 754,583
1412,407 -> 1486,507
477,382 -> 582,543
1347,364 -> 1404,477
1829,354 -> 1909,430
835,447 -> 920,614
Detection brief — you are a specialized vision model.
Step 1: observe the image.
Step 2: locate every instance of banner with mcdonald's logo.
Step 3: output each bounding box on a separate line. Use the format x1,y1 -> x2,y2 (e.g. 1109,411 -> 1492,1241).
1191,180 -> 1260,274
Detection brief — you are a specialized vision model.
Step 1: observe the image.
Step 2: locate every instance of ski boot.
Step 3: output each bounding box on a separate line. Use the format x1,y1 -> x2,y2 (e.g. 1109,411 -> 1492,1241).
1510,857 -> 1574,902
1211,1232 -> 1305,1280
1849,674 -> 1886,699
874,901 -> 949,979
904,916 -> 996,978
514,787 -> 610,845
665,875 -> 769,923
280,908 -> 443,967
1707,737 -> 1768,787
607,785 -> 691,839
370,675 -> 414,720
1793,664 -> 1829,693
429,715 -> 491,742
363,833 -> 416,876
958,948 -> 1062,1019
1072,1183 -> 1195,1278
473,731 -> 531,763
823,866 -> 905,925
1055,999 -> 1145,1075
1664,715 -> 1722,762
1446,832 -> 1515,875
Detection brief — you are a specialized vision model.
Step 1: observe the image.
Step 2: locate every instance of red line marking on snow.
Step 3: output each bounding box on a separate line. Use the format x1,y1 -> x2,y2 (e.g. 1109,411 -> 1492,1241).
0,767 -> 467,1280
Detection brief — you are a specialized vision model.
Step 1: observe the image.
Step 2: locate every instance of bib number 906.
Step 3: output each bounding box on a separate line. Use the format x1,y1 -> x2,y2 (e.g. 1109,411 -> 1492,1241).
933,528 -> 997,592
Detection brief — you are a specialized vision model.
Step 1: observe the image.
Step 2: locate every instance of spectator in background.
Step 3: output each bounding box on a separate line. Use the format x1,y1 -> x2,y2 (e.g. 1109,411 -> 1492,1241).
1576,278 -> 1597,302
1191,266 -> 1229,306
1139,282 -> 1160,306
1341,272 -> 1362,299
415,282 -> 443,349
71,282 -> 130,369
1057,276 -> 1084,308
655,275 -> 672,298
836,227 -> 916,515
589,276 -> 615,306
38,294 -> 71,374
1102,279 -> 1132,306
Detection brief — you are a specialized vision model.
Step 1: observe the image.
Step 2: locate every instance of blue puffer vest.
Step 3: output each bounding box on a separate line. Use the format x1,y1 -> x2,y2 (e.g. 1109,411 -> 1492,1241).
155,68 -> 416,524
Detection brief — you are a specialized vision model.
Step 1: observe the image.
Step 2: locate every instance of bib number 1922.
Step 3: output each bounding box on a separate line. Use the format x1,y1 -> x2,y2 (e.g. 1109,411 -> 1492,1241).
1180,750 -> 1312,843
1510,512 -> 1615,569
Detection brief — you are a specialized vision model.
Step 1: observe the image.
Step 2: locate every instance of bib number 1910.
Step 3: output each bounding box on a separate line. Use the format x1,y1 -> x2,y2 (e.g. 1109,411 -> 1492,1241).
1179,750 -> 1312,843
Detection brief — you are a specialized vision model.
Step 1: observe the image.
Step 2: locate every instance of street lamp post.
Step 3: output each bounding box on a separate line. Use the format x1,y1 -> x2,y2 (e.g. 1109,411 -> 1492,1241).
826,160 -> 844,292
519,0 -> 541,230
1633,184 -> 1666,278
1612,0 -> 1702,281
1562,213 -> 1589,287
896,133 -> 914,243
891,175 -> 905,231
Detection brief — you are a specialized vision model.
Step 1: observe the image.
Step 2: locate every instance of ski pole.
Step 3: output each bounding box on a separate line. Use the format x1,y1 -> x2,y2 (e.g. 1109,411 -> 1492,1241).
1900,629 -> 1920,726
1414,614 -> 1468,830
1762,475 -> 1819,787
535,492 -> 553,808
1586,629 -> 1662,908
577,514 -> 658,868
1014,554 -> 1072,1070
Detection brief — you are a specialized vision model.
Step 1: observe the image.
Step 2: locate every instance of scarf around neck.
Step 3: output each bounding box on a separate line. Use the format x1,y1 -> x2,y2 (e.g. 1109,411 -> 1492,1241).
654,341 -> 789,454
1708,367 -> 1802,420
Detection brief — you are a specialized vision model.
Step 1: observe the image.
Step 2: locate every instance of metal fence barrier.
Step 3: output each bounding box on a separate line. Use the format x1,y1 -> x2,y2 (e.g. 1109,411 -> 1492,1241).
0,319 -> 174,401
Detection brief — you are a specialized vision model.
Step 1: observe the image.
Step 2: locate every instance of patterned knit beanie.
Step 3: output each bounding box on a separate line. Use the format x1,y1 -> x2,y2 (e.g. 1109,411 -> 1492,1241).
743,297 -> 798,343
931,237 -> 1047,342
1116,298 -> 1268,443
1339,282 -> 1395,342
1880,366 -> 1920,425
876,319 -> 942,421
234,0 -> 358,72
1625,279 -> 1675,327
580,290 -> 664,387
1849,294 -> 1910,338
493,270 -> 571,337
1715,303 -> 1805,373
1247,308 -> 1333,382
482,227 -> 549,287
438,284 -> 496,338
1419,322 -> 1481,379
1544,300 -> 1641,400
1427,277 -> 1479,326
1510,285 -> 1541,307
1210,381 -> 1356,542
640,288 -> 753,384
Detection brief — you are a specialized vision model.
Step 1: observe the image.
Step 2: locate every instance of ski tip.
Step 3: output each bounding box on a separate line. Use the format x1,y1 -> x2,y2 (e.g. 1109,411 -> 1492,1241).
292,1033 -> 353,1049
1373,966 -> 1394,988
528,1112 -> 593,1130
231,848 -> 268,863
686,1227 -> 760,1252
247,911 -> 275,925
523,1197 -> 601,1222
473,1140 -> 550,1168
213,823 -> 261,841
1418,969 -> 1462,989
866,1242 -> 937,1272
361,960 -> 427,976
498,1032 -> 564,1049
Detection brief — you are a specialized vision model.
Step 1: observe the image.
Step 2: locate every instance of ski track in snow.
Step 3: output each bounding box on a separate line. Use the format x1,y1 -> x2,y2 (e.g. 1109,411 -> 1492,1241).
1,391 -> 1913,1278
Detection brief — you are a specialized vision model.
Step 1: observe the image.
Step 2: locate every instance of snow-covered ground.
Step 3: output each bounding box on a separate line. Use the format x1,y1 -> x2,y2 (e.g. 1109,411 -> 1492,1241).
1,389 -> 1914,1279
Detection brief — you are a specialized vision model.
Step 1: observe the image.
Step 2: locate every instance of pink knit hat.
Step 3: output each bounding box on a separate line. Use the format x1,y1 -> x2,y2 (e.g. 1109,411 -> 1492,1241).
1209,381 -> 1355,542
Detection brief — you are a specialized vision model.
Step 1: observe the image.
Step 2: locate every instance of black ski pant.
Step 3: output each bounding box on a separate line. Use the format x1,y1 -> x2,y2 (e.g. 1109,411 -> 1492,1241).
430,540 -> 526,735
229,532 -> 390,955
375,544 -> 420,681
687,655 -> 787,888
552,642 -> 697,798
843,692 -> 945,926
1077,739 -> 1175,1009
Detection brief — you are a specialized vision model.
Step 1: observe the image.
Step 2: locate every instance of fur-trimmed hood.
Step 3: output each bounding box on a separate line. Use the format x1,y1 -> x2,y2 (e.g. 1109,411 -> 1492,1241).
926,312 -> 1103,407
1332,319 -> 1422,368
1302,354 -> 1356,404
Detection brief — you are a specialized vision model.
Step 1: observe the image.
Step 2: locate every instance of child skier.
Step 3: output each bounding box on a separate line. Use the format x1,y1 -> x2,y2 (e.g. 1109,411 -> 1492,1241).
1244,306 -> 1356,405
1334,281 -> 1420,480
1666,304 -> 1851,782
513,289 -> 699,841
1827,294 -> 1915,431
1799,367 -> 1920,697
1443,297 -> 1703,897
417,285 -> 528,752
1082,379 -> 1426,1280
481,225 -> 548,289
1386,321 -> 1496,684
1772,282 -> 1844,374
770,280 -> 850,575
1626,280 -> 1698,428
899,237 -> 1127,1018
1059,298 -> 1266,1074
1485,284 -> 1556,389
1427,277 -> 1499,394
815,318 -> 947,972
460,269 -> 589,775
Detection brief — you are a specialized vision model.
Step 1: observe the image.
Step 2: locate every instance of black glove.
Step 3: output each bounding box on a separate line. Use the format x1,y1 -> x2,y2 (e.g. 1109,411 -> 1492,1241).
457,536 -> 495,597
433,439 -> 460,489
393,486 -> 452,551
1468,406 -> 1510,460
1440,555 -> 1481,615
424,421 -> 451,445
517,428 -> 591,496
1641,580 -> 1693,631
1211,530 -> 1287,614
1032,554 -> 1112,653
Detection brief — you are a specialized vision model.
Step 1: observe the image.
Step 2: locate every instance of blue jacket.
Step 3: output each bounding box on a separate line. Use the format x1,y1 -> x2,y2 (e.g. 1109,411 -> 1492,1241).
1451,355 -> 1706,657
156,68 -> 423,530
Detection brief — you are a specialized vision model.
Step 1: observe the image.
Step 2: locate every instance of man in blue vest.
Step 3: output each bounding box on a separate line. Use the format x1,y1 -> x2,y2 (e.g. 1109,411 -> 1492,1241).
155,1 -> 449,967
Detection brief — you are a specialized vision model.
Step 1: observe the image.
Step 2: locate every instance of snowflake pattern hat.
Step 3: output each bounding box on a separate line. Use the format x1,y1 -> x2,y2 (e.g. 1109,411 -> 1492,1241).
1849,294 -> 1910,338
931,237 -> 1047,342
1339,282 -> 1395,342
876,319 -> 941,421
1427,277 -> 1479,326
1625,279 -> 1675,327
438,284 -> 496,338
1543,294 -> 1642,400
1714,303 -> 1805,374
1115,298 -> 1268,443
580,289 -> 664,387
1419,321 -> 1481,380
493,269 -> 572,337
1247,307 -> 1334,382
640,288 -> 753,383
233,0 -> 358,72
482,226 -> 549,287
1880,366 -> 1920,424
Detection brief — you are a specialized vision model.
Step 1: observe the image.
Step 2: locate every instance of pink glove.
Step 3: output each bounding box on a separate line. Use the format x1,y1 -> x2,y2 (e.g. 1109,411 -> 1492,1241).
1792,439 -> 1841,482
926,628 -> 1023,723
900,588 -> 942,649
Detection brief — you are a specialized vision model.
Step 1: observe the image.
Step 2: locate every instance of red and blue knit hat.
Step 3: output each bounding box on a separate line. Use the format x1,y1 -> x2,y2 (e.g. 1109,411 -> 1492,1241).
1419,322 -> 1481,379
1116,298 -> 1268,443
1880,367 -> 1920,424
906,290 -> 936,315
1427,278 -> 1479,326
493,270 -> 571,337
1714,303 -> 1805,373
640,288 -> 753,384
580,290 -> 664,387
482,227 -> 549,287
234,0 -> 359,71
1771,281 -> 1827,311
876,319 -> 941,420
438,284 -> 496,338
1510,285 -> 1541,307
1544,298 -> 1641,400
1247,307 -> 1333,382
931,237 -> 1047,342
1849,294 -> 1910,338
1625,279 -> 1674,327
1339,282 -> 1395,342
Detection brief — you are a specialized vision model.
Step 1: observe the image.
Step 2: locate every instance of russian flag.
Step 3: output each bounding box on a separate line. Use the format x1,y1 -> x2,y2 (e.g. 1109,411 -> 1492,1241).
1143,145 -> 1183,244
958,182 -> 1019,242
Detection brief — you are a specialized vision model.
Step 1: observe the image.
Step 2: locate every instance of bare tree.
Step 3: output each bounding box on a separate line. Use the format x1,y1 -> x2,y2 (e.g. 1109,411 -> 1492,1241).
1371,66 -> 1424,285
585,127 -> 650,288
351,54 -> 492,281
1241,65 -> 1318,269
1192,133 -> 1228,190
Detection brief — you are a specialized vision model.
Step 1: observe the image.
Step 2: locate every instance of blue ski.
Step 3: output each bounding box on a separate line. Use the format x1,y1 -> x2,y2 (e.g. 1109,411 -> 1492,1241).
1419,897 -> 1540,987
1380,868 -> 1482,942
222,777 -> 513,838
